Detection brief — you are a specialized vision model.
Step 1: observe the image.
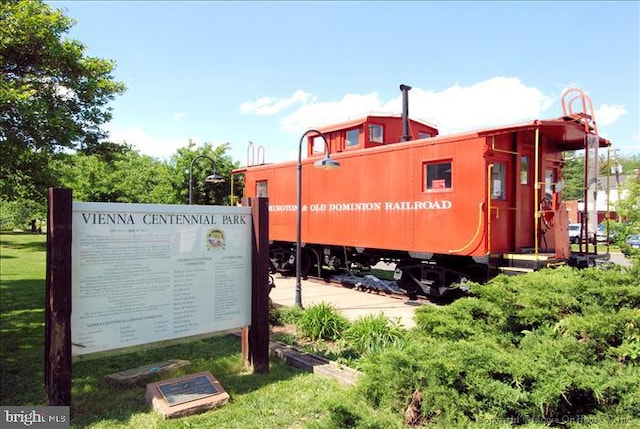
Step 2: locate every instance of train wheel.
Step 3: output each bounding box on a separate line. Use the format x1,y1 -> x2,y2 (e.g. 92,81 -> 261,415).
394,259 -> 422,300
269,248 -> 293,274
299,249 -> 312,277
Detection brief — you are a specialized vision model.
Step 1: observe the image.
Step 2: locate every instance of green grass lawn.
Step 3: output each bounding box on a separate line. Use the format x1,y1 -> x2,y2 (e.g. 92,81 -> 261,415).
570,242 -> 621,253
0,232 -> 352,428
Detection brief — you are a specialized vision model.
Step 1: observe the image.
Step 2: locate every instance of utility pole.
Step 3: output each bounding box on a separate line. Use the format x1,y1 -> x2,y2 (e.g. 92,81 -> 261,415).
610,148 -> 621,187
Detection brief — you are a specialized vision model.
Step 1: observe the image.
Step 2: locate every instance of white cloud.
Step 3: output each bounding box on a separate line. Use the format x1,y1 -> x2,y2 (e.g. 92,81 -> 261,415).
173,112 -> 187,120
240,90 -> 313,115
390,77 -> 554,134
595,104 -> 627,126
279,92 -> 383,134
106,125 -> 200,160
273,77 -> 554,136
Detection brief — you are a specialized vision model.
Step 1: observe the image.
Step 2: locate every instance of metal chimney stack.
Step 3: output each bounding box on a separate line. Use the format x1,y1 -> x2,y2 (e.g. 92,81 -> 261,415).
400,84 -> 412,142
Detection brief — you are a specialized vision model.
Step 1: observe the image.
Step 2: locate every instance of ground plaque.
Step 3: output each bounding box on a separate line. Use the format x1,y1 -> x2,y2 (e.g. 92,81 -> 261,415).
146,371 -> 229,419
105,359 -> 190,386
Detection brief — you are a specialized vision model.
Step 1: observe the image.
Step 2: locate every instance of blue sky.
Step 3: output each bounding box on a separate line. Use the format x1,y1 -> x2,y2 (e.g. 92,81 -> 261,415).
49,1 -> 639,164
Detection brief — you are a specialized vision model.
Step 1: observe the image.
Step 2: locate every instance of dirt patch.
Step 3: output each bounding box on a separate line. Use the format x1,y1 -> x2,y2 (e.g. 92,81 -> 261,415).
270,324 -> 297,337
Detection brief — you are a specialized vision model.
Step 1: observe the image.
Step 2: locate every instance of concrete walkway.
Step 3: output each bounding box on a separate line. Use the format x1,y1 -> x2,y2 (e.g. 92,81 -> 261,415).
609,250 -> 633,267
269,275 -> 422,329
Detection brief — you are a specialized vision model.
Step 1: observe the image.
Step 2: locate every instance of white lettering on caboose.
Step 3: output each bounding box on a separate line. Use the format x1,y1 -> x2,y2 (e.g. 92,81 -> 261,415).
269,200 -> 452,212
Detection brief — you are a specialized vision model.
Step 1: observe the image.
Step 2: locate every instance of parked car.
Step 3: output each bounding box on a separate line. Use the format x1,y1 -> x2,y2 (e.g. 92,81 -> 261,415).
596,223 -> 616,243
626,234 -> 640,249
568,223 -> 582,244
568,223 -> 614,244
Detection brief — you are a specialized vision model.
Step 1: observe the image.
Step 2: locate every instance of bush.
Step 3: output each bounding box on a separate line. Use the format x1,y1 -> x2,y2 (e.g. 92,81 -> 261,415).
352,265 -> 640,427
296,302 -> 350,341
414,298 -> 508,342
0,198 -> 46,231
269,298 -> 280,325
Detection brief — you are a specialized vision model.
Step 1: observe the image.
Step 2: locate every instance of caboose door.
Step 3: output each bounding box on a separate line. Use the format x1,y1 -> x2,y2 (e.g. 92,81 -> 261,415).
516,145 -> 535,249
489,155 -> 516,252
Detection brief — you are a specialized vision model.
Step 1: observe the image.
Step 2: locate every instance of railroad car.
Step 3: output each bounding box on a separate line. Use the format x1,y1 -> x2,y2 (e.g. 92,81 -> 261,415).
232,86 -> 610,297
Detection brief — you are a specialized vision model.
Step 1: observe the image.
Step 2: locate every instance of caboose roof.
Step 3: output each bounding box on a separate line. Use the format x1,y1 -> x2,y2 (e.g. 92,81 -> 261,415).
314,113 -> 437,134
424,116 -> 610,150
473,117 -> 611,150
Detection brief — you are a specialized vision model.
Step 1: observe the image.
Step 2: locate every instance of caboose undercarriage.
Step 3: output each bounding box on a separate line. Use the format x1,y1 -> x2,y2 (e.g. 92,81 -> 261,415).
267,241 -> 604,298
268,241 -> 493,298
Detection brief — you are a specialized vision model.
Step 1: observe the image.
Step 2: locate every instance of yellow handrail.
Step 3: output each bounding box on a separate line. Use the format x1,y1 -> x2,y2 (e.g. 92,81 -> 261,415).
448,201 -> 485,254
487,163 -> 493,254
534,128 -> 540,262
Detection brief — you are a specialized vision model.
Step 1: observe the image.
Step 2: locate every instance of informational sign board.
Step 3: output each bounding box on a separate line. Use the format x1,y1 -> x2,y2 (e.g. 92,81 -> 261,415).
71,202 -> 252,356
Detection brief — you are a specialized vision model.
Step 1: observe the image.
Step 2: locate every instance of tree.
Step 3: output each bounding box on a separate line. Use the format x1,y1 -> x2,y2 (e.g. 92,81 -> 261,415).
54,141 -> 243,206
55,147 -> 180,204
562,152 -> 585,201
0,0 -> 126,202
562,152 -> 639,202
172,141 -> 242,206
613,170 -> 640,237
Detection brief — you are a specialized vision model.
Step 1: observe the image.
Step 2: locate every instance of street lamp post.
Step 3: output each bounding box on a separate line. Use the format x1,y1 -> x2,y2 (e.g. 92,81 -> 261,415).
189,155 -> 225,205
295,129 -> 341,308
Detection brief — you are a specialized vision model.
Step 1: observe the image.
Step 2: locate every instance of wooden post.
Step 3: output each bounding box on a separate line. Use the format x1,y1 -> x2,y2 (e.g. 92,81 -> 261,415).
45,188 -> 73,405
241,197 -> 270,373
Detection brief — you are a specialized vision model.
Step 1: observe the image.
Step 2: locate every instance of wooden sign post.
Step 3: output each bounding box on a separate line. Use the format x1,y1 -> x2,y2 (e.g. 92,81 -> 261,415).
241,197 -> 270,373
45,188 -> 73,405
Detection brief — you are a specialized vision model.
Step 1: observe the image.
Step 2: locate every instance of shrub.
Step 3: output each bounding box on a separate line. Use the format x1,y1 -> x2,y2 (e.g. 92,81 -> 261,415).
268,298 -> 280,325
552,307 -> 640,362
413,304 -> 477,340
0,198 -> 46,231
296,302 -> 349,341
351,265 -> 640,427
356,334 -> 529,425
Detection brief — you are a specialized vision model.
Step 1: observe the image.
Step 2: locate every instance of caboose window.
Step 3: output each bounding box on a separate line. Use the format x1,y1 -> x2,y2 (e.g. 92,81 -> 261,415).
491,163 -> 506,200
520,156 -> 529,184
256,181 -> 268,198
369,124 -> 384,143
418,132 -> 432,139
312,136 -> 325,154
425,161 -> 452,191
545,169 -> 554,198
346,128 -> 360,147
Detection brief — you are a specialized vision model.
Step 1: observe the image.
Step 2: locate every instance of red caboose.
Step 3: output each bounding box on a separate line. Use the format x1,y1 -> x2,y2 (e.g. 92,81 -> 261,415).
233,86 -> 610,297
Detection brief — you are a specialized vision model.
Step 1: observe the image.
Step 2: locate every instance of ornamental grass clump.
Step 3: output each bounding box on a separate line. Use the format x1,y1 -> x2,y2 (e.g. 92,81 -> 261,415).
296,302 -> 350,341
343,313 -> 406,355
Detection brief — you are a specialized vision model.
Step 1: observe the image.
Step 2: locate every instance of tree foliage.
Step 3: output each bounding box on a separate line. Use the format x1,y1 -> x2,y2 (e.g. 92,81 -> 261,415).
613,172 -> 640,239
0,0 -> 126,202
563,152 -> 640,202
562,152 -> 585,201
50,140 -> 242,207
171,141 -> 242,206
54,148 -> 179,204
